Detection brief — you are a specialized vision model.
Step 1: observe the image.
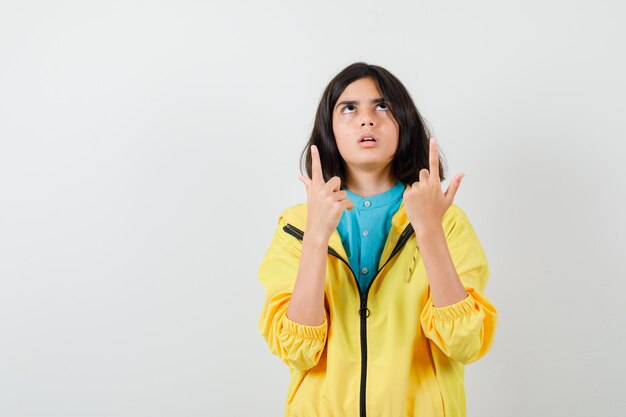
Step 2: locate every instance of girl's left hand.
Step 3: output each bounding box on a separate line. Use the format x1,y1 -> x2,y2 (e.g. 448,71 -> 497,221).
403,137 -> 465,235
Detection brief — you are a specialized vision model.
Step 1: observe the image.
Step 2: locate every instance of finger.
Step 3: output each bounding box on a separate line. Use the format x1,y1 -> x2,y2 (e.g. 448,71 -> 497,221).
324,176 -> 342,192
310,145 -> 324,185
429,137 -> 440,182
340,199 -> 354,211
333,189 -> 348,201
298,175 -> 311,192
444,173 -> 464,202
419,168 -> 429,183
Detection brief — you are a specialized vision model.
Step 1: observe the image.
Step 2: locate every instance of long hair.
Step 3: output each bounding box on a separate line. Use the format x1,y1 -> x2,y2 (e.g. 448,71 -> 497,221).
299,62 -> 447,187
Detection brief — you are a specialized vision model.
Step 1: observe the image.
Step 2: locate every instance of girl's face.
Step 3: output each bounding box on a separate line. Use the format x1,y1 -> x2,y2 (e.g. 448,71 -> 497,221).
332,77 -> 400,175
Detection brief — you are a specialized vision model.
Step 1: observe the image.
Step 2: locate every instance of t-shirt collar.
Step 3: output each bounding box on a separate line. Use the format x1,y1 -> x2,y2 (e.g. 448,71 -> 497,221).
344,180 -> 405,209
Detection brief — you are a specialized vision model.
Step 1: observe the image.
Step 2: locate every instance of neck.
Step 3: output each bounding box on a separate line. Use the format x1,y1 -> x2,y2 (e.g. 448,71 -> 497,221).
344,166 -> 398,197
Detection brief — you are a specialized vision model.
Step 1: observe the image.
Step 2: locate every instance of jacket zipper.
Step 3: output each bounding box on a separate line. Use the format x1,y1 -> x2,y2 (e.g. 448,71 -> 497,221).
282,222 -> 414,417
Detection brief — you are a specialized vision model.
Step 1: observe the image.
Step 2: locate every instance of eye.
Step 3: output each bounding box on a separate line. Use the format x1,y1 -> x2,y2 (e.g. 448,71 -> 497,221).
376,102 -> 389,111
341,105 -> 356,114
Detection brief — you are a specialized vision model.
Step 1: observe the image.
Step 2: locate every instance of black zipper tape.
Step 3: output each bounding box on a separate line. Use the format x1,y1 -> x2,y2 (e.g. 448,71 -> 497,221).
282,222 -> 413,417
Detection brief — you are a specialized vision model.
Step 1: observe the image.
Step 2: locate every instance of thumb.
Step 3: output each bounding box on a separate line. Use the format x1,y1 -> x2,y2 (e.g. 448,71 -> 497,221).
445,173 -> 464,202
298,175 -> 311,191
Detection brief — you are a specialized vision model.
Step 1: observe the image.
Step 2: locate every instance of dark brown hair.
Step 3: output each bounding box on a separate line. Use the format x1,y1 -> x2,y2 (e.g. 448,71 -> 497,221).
299,62 -> 447,187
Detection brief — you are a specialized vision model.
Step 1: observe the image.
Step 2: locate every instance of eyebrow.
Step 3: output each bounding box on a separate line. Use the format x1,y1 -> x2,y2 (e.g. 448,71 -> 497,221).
335,97 -> 386,110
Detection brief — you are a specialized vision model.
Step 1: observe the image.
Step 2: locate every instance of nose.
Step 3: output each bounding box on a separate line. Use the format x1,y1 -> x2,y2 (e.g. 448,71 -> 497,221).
359,111 -> 375,127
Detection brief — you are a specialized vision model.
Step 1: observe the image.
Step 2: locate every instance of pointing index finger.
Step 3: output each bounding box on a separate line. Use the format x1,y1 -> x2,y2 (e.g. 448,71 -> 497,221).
429,137 -> 440,181
311,145 -> 324,185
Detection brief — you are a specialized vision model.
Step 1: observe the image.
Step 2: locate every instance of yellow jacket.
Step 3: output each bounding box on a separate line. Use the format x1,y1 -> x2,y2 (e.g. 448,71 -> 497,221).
258,197 -> 497,417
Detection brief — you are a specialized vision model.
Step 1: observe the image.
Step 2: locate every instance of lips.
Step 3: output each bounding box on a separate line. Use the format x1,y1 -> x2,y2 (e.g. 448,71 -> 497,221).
358,133 -> 378,143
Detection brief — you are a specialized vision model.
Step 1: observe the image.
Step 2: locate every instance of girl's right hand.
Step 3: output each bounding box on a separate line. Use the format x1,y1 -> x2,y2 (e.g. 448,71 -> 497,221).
298,145 -> 354,243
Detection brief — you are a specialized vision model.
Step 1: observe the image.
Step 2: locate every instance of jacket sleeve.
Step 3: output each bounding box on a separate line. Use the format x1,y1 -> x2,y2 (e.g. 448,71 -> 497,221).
257,214 -> 328,371
419,205 -> 498,365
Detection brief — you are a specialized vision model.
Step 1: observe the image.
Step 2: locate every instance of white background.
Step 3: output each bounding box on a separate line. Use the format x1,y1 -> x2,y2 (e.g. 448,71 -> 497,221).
1,1 -> 625,416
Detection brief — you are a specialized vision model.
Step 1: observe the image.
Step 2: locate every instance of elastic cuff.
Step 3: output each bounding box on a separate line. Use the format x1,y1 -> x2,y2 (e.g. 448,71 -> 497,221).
431,293 -> 475,321
282,313 -> 327,340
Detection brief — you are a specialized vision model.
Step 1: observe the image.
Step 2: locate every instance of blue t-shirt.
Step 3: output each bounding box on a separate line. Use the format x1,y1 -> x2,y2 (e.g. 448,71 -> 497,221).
337,180 -> 405,293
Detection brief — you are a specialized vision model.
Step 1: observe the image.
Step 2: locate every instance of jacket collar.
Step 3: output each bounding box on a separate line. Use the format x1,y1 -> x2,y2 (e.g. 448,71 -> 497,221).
280,184 -> 413,261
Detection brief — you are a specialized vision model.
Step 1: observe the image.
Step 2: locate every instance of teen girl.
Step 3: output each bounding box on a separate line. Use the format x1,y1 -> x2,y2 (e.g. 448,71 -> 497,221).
258,62 -> 497,417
